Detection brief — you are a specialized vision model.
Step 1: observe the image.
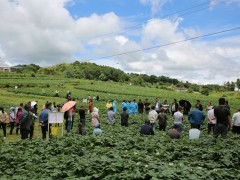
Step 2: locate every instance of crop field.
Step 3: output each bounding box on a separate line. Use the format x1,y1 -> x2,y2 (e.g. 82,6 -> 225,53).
0,74 -> 240,179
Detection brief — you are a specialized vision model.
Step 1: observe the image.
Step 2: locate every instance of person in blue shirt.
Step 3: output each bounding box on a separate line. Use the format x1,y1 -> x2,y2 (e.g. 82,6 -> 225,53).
93,123 -> 102,135
39,102 -> 52,139
121,100 -> 127,112
112,100 -> 117,113
188,107 -> 206,129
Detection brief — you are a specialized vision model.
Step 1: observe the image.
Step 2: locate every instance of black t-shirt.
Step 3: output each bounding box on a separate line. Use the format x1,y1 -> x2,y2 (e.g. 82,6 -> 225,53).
214,106 -> 230,125
144,102 -> 150,110
79,109 -> 86,119
138,102 -> 144,110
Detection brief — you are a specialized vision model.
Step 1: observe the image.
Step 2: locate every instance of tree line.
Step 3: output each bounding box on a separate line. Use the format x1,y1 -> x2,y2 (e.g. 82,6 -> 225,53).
15,61 -> 240,94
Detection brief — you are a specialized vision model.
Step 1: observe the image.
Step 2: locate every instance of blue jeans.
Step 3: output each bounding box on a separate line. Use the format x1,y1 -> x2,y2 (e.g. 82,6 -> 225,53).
67,120 -> 72,133
80,118 -> 86,127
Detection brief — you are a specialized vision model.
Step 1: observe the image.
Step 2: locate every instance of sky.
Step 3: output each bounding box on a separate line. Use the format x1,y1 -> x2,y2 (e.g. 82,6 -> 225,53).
0,0 -> 240,85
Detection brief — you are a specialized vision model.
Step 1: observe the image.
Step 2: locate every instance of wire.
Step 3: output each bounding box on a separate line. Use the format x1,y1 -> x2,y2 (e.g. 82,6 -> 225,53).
88,27 -> 240,61
90,0 -> 229,39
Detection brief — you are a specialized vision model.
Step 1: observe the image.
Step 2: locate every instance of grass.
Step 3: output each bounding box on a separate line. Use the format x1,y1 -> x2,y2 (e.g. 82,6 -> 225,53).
0,75 -> 239,142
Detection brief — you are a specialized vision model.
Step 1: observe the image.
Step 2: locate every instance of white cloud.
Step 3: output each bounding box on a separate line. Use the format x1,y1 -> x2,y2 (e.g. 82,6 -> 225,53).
0,0 -> 240,85
140,0 -> 170,16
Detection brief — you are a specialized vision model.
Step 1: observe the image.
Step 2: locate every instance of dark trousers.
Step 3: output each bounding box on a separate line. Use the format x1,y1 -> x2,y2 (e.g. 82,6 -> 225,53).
232,126 -> 240,134
213,123 -> 228,138
121,122 -> 128,127
159,125 -> 166,131
16,123 -> 20,135
10,122 -> 15,135
208,123 -> 215,134
20,129 -> 30,140
138,109 -> 143,114
41,125 -> 51,139
0,123 -> 6,137
30,125 -> 34,139
80,118 -> 86,127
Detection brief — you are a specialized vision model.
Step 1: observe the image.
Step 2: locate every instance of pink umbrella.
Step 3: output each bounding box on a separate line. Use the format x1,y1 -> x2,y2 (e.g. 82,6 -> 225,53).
61,101 -> 76,112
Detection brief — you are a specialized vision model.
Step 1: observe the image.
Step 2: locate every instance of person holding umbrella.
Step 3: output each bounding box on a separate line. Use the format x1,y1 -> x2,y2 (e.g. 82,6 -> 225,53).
61,101 -> 77,133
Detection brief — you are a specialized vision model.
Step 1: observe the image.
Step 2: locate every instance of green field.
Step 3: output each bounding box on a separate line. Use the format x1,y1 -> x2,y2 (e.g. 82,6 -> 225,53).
0,74 -> 240,179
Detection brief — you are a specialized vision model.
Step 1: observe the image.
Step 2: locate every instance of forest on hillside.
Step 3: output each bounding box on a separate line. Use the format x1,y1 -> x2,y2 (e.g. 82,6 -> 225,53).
13,61 -> 240,95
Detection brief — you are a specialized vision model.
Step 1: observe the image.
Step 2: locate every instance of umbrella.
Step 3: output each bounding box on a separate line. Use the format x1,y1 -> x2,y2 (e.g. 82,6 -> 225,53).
61,101 -> 76,112
31,101 -> 37,108
179,99 -> 191,108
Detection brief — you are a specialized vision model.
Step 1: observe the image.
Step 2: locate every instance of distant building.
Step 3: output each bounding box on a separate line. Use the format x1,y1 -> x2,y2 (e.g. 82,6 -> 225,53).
176,87 -> 186,92
0,66 -> 19,72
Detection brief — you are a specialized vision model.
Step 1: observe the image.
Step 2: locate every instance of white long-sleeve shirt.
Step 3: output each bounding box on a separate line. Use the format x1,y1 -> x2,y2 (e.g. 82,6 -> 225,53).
148,110 -> 158,123
232,112 -> 240,126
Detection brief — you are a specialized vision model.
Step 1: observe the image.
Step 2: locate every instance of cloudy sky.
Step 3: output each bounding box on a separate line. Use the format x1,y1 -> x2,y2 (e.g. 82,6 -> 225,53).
0,0 -> 240,85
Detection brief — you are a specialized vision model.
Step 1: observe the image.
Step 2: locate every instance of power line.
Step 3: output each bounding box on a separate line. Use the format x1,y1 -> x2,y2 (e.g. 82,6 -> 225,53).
88,27 -> 240,61
90,0 -> 229,39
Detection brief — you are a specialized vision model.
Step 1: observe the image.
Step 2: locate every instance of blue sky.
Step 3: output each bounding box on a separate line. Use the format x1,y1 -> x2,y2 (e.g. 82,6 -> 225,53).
0,0 -> 240,84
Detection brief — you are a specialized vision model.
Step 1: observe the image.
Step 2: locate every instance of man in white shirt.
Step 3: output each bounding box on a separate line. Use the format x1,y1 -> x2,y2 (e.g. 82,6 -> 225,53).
189,128 -> 201,139
232,109 -> 240,134
148,106 -> 158,128
173,107 -> 183,132
207,109 -> 216,134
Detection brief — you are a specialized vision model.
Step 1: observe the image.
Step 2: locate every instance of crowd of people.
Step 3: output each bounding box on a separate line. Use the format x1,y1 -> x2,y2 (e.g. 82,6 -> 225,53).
0,95 -> 239,141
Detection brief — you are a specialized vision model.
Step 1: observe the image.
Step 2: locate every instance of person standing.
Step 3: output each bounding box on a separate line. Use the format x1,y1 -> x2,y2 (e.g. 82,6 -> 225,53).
112,100 -> 117,113
232,109 -> 240,134
144,99 -> 150,114
121,100 -> 127,112
30,104 -> 38,139
106,100 -> 112,111
39,102 -> 52,139
213,98 -> 231,138
133,99 -> 138,114
158,108 -> 168,131
16,107 -> 22,135
0,106 -> 8,139
121,107 -> 129,127
148,106 -> 158,128
88,100 -> 94,113
138,99 -> 144,114
183,101 -> 191,115
195,100 -> 203,111
188,107 -> 206,129
173,107 -> 183,132
155,98 -> 161,113
91,107 -> 100,127
9,107 -> 16,135
171,99 -> 179,116
207,108 -> 216,134
206,102 -> 213,112
107,107 -> 116,124
20,103 -> 32,140
66,108 -> 73,133
79,106 -> 86,127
